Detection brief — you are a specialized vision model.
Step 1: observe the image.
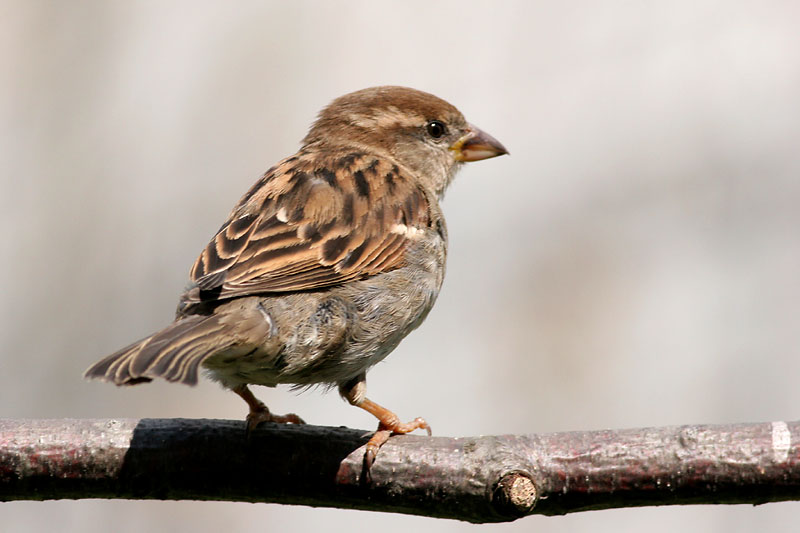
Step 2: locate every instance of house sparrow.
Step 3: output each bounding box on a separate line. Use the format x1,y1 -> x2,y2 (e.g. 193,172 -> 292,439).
85,86 -> 507,467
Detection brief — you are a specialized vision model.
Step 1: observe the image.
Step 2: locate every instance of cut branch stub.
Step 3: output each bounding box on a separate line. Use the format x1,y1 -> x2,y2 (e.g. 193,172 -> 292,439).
492,471 -> 538,517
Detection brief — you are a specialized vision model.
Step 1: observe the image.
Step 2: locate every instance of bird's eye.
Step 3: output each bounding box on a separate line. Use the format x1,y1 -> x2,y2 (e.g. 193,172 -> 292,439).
426,120 -> 447,139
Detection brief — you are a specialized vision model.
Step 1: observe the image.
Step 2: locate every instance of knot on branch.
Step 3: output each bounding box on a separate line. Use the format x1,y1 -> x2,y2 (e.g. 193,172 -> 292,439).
492,471 -> 537,517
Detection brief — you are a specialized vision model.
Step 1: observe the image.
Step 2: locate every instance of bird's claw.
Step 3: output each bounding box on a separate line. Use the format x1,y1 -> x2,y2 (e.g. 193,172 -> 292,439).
245,408 -> 306,438
362,416 -> 431,479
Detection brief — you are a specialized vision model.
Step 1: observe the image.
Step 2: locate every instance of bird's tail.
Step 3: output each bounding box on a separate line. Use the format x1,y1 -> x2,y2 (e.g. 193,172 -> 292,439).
84,314 -> 234,386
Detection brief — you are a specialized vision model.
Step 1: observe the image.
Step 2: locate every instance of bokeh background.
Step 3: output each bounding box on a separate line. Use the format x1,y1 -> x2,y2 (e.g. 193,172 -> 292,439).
3,1 -> 800,531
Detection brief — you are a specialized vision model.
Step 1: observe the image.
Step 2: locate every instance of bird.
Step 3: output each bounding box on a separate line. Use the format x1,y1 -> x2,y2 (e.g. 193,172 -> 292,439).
85,86 -> 508,467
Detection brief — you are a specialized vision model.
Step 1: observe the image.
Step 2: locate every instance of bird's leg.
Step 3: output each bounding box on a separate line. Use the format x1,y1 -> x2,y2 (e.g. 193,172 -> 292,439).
340,374 -> 431,470
232,384 -> 305,436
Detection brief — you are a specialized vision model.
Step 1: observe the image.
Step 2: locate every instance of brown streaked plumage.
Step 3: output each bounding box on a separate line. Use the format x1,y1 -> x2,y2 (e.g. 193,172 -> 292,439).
182,151 -> 434,308
85,86 -> 507,469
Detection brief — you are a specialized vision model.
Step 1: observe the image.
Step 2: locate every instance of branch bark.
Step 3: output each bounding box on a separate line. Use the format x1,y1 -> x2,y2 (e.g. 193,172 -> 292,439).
1,418 -> 798,522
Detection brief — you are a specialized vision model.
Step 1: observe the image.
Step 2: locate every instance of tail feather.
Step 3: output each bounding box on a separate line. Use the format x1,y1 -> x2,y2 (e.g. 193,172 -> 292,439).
149,318 -> 230,384
130,318 -> 210,377
84,314 -> 233,386
84,339 -> 152,385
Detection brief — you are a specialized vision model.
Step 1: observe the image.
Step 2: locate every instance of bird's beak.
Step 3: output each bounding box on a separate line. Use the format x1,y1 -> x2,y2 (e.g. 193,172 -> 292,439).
451,124 -> 509,162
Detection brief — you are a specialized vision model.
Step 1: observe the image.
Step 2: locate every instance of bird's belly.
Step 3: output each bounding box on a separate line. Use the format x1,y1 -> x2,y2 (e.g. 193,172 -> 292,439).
203,261 -> 443,388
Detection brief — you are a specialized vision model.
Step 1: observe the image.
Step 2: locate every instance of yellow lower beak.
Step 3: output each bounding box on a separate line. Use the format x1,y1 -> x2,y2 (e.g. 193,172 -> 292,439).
451,124 -> 508,162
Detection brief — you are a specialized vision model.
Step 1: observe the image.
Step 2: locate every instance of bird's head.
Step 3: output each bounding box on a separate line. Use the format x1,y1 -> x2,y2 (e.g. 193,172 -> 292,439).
303,86 -> 508,196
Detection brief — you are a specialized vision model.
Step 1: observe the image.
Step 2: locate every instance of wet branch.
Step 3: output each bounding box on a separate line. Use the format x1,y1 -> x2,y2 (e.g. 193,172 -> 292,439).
1,418 -> 798,523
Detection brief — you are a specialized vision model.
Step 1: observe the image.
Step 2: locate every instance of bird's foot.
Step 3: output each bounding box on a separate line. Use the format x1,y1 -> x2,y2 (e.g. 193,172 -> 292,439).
245,405 -> 305,436
232,384 -> 305,437
364,415 -> 431,471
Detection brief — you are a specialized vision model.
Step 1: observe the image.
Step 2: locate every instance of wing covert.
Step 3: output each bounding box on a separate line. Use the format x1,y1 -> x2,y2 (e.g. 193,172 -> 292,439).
182,151 -> 433,307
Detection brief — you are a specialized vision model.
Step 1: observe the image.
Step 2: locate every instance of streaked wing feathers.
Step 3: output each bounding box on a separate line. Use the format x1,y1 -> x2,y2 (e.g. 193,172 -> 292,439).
183,151 -> 432,306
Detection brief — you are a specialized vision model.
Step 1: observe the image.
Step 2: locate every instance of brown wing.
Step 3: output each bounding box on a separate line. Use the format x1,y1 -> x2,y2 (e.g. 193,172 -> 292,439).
181,150 -> 434,307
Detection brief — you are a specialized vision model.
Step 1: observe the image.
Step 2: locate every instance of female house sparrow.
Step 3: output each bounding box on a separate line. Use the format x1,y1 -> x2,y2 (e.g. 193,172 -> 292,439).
85,86 -> 507,464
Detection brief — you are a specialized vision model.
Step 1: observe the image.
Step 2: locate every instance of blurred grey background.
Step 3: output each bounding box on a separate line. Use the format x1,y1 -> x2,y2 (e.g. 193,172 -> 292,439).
3,1 -> 800,531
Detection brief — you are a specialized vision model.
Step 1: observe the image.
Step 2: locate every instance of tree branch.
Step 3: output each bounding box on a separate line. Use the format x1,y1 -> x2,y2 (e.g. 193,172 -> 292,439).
1,418 -> 798,522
